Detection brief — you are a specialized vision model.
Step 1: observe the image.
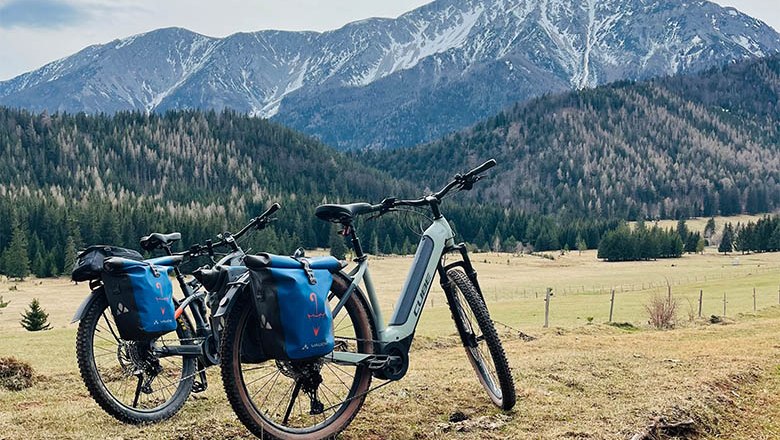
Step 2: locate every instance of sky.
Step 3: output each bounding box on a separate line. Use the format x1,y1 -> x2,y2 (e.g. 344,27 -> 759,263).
0,0 -> 777,81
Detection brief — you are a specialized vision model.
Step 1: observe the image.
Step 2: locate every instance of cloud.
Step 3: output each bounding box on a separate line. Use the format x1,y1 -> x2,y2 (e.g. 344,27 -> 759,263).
0,0 -> 85,29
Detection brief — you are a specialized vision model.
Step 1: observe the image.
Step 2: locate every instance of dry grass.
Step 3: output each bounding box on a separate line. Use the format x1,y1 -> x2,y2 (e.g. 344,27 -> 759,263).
629,213 -> 770,234
3,249 -> 780,438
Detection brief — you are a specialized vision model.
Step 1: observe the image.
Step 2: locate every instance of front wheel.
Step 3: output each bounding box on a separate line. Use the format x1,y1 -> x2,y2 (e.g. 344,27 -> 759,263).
75,291 -> 196,424
445,269 -> 516,410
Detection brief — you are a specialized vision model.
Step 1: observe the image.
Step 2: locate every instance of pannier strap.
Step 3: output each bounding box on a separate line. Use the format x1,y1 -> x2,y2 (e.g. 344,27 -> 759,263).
293,257 -> 317,285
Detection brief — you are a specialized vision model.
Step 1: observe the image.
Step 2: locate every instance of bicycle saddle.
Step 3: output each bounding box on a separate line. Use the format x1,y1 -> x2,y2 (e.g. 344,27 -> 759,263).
140,232 -> 182,251
315,203 -> 375,223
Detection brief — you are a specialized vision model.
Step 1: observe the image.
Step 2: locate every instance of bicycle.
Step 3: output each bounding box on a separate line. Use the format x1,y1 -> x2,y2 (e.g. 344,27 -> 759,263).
220,160 -> 515,439
72,203 -> 280,423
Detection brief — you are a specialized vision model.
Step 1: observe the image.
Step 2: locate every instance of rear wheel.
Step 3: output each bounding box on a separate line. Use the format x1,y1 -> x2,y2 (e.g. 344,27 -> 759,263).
220,274 -> 375,439
75,291 -> 196,423
445,269 -> 516,410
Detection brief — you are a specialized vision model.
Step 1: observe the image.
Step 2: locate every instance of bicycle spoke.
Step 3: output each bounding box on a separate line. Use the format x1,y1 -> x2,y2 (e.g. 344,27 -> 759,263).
325,364 -> 352,391
100,312 -> 122,343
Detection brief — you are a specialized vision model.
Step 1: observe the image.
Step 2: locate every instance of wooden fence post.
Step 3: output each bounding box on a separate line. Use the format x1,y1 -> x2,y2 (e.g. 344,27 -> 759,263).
753,287 -> 757,312
544,288 -> 553,328
609,288 -> 616,323
723,292 -> 727,316
698,289 -> 703,318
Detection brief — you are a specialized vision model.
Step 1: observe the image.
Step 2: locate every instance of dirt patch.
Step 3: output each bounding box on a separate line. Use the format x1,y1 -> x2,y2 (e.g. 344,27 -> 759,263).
628,366 -> 764,439
434,413 -> 511,434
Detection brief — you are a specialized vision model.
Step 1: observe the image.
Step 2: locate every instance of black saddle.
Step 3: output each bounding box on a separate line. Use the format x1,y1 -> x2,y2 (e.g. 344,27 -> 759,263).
315,203 -> 375,223
140,232 -> 181,251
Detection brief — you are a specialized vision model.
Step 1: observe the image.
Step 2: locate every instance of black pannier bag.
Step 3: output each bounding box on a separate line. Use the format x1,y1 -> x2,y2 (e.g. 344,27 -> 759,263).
246,253 -> 341,361
71,245 -> 143,282
195,264 -> 267,363
101,257 -> 178,341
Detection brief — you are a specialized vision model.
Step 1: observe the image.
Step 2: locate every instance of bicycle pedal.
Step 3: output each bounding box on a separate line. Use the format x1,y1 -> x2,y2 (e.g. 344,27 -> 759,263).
192,381 -> 207,393
367,356 -> 389,370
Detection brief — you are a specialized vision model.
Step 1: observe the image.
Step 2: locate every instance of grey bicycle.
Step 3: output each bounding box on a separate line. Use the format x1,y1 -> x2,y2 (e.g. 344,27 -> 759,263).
220,159 -> 515,439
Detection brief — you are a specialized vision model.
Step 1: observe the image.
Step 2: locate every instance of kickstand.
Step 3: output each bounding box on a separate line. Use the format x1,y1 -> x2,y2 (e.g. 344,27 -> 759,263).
192,365 -> 208,393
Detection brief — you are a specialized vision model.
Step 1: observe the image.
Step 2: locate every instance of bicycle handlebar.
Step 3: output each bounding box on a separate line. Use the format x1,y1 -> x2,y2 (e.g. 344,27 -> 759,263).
181,202 -> 281,258
464,159 -> 496,179
232,202 -> 280,240
374,158 -> 497,214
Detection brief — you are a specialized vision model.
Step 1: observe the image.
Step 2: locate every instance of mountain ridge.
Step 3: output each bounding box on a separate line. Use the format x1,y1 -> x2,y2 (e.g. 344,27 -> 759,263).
1,0 -> 779,148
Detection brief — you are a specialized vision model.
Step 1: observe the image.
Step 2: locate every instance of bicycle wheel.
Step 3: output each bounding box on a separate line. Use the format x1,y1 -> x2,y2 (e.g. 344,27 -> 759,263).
445,269 -> 516,410
221,274 -> 375,440
76,291 -> 196,424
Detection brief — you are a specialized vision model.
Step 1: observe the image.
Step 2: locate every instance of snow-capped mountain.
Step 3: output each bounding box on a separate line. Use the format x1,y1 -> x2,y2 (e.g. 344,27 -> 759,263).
1,0 -> 778,149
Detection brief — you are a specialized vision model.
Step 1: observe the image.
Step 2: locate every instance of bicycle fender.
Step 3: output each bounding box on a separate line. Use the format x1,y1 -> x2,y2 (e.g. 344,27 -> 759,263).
71,289 -> 104,323
213,274 -> 250,319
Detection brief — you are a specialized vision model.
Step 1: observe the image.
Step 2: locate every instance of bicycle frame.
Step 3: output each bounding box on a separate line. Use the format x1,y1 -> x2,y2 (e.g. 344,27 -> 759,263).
329,215 -> 471,367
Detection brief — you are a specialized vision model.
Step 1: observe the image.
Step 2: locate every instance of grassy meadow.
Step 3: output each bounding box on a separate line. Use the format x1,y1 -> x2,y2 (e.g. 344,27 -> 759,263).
2,247 -> 780,438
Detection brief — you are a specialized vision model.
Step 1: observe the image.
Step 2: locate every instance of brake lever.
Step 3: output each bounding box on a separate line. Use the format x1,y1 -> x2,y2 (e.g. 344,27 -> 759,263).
458,175 -> 483,191
366,208 -> 396,221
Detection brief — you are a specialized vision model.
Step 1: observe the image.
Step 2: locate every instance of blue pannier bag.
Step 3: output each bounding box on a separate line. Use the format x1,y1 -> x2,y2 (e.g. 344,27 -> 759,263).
245,253 -> 341,361
101,257 -> 178,341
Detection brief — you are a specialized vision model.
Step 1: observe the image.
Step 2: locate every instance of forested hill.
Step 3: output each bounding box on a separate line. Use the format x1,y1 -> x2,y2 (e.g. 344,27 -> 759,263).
0,109 -> 404,275
361,55 -> 780,220
0,108 -> 617,278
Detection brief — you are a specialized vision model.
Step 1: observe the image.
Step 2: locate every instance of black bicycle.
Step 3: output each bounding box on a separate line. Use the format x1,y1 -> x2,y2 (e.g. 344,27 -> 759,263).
72,203 -> 280,423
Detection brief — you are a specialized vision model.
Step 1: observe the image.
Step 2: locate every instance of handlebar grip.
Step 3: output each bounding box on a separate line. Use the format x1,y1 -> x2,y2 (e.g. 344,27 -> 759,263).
465,159 -> 497,177
261,202 -> 281,218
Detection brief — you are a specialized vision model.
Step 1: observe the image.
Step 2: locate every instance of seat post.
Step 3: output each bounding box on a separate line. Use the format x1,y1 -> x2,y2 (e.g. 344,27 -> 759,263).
343,223 -> 365,260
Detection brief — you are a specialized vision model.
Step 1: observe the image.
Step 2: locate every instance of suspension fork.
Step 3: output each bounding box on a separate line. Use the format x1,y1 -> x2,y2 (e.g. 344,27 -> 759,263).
437,243 -> 485,301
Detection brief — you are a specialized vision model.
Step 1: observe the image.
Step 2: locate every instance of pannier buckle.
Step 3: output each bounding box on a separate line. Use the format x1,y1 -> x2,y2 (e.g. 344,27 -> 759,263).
293,257 -> 317,285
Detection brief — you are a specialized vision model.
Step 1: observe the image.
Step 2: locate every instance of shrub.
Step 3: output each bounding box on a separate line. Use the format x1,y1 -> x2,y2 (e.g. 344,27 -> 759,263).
608,322 -> 639,332
645,293 -> 678,329
0,357 -> 34,391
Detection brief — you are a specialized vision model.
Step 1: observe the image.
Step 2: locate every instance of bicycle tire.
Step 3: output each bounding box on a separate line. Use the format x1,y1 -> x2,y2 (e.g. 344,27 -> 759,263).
221,273 -> 375,439
445,269 -> 516,410
76,291 -> 196,424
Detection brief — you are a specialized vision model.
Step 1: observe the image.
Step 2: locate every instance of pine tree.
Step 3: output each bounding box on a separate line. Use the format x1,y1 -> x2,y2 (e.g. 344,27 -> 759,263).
719,223 -> 734,254
328,227 -> 347,260
504,235 -> 519,254
20,298 -> 51,331
2,226 -> 30,280
369,232 -> 380,255
704,218 -> 716,238
63,236 -> 77,274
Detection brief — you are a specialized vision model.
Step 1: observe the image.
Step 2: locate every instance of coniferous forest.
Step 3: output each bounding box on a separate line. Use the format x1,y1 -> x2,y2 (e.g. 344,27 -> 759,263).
0,108 -> 615,278
1,56 -> 779,277
362,55 -> 780,219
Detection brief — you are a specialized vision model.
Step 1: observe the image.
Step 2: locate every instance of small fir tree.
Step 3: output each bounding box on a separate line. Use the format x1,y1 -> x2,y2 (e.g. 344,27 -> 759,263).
20,298 -> 51,331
